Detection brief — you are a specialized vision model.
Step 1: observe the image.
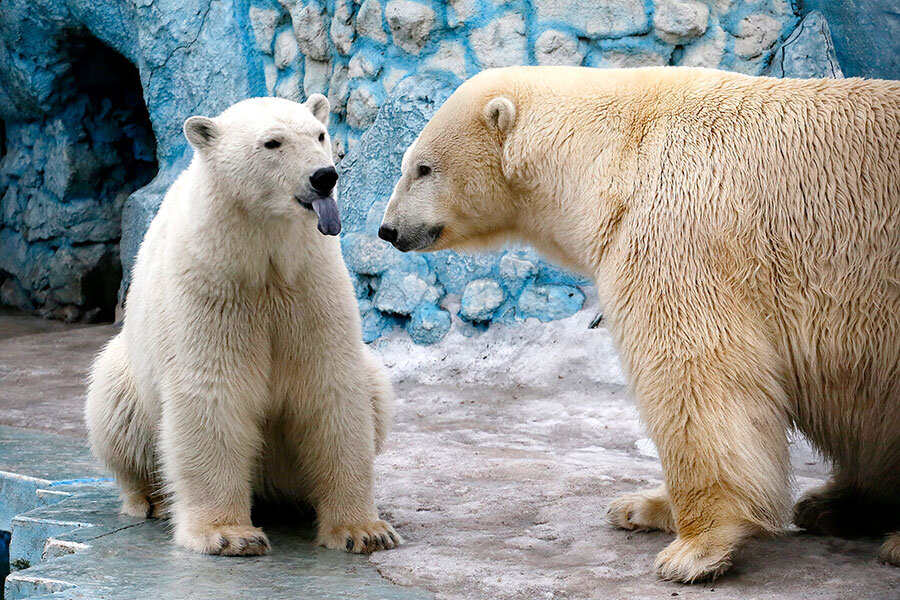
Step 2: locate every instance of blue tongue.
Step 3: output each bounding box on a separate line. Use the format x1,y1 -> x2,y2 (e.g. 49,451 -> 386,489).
311,196 -> 341,236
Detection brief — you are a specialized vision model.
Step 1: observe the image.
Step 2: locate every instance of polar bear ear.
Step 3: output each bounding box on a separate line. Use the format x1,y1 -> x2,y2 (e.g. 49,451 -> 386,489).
184,116 -> 220,150
483,97 -> 516,134
306,93 -> 330,125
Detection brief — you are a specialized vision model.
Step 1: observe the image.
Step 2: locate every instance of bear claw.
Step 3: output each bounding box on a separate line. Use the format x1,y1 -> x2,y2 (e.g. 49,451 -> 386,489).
175,524 -> 271,556
319,520 -> 402,554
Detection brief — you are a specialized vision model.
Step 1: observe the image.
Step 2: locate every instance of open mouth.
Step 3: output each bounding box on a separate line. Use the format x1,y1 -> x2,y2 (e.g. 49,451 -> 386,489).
296,195 -> 342,236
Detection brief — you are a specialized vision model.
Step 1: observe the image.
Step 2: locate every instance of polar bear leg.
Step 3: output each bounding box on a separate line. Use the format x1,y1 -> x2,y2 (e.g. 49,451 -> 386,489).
616,327 -> 791,583
291,389 -> 400,554
85,333 -> 161,518
161,315 -> 272,556
795,473 -> 900,566
792,476 -> 877,537
366,351 -> 394,455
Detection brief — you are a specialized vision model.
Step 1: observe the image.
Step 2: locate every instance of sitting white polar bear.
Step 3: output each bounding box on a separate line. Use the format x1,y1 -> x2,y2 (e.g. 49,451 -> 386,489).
86,95 -> 399,555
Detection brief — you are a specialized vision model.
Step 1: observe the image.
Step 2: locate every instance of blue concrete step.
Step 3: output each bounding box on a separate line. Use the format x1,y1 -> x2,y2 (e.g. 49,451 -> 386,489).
0,426 -> 431,600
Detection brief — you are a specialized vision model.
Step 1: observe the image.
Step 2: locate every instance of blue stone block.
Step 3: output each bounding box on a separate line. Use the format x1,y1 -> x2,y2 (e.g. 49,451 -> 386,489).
341,232 -> 401,275
360,306 -> 394,343
372,270 -> 440,316
517,283 -> 585,322
427,250 -> 499,295
459,278 -> 504,322
353,273 -> 372,299
406,305 -> 451,345
498,254 -> 537,296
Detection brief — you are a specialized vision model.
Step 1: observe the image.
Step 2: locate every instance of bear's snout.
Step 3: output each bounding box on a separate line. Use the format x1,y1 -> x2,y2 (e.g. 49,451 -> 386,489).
310,166 -> 338,195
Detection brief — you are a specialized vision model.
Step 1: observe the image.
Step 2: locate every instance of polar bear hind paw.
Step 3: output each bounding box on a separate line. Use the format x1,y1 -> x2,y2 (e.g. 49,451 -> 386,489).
318,520 -> 401,554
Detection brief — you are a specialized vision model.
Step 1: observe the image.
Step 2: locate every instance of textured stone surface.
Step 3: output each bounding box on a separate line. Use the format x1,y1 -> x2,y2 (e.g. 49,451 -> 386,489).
459,279 -> 505,322
766,11 -> 843,79
0,424 -> 430,600
535,0 -> 650,39
249,6 -> 279,54
731,13 -> 782,59
291,3 -> 331,61
406,305 -> 452,344
2,314 -> 898,598
470,12 -> 527,69
356,0 -> 388,43
385,0 -> 435,55
653,0 -> 709,43
535,30 -> 585,67
0,0 -> 870,340
803,0 -> 900,80
425,41 -> 469,79
518,284 -> 585,322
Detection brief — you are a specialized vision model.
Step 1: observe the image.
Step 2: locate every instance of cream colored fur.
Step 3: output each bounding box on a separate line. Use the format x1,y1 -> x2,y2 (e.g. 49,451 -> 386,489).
382,66 -> 900,581
86,96 -> 399,556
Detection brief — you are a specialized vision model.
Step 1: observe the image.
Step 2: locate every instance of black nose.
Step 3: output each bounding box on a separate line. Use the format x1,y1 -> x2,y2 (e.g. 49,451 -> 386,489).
310,166 -> 338,195
378,224 -> 398,244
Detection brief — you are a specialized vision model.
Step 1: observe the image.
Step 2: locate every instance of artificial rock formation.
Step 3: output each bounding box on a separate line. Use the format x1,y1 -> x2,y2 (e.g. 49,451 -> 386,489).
0,0 -> 856,340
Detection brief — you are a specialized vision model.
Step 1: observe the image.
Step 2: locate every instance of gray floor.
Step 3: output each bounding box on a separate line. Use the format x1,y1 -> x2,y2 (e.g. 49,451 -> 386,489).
1,308 -> 898,599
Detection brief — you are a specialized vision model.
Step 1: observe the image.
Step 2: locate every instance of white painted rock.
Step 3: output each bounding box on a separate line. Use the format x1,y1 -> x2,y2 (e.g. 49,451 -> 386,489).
274,70 -> 301,102
732,13 -> 781,59
347,86 -> 379,129
330,0 -> 356,55
653,0 -> 709,43
680,24 -> 726,68
425,40 -> 468,79
535,30 -> 584,66
291,3 -> 330,61
249,7 -> 279,54
534,0 -> 648,38
385,0 -> 435,55
303,58 -> 331,96
356,0 -> 388,43
328,62 -> 350,111
470,12 -> 526,69
273,28 -> 298,70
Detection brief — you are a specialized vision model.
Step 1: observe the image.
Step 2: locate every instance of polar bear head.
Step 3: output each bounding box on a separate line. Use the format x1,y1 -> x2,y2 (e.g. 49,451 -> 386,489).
379,70 -> 524,252
183,95 -> 341,235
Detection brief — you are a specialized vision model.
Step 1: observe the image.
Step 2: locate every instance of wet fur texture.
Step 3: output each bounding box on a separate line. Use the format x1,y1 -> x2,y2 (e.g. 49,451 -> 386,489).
85,96 -> 399,556
382,66 -> 900,581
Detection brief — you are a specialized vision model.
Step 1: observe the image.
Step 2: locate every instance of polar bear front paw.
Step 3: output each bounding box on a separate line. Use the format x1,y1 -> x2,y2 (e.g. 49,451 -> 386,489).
654,534 -> 734,583
317,520 -> 402,554
175,523 -> 270,556
607,489 -> 675,533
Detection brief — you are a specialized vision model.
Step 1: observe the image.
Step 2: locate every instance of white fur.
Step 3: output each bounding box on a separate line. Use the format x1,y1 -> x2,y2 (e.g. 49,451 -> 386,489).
85,96 -> 399,556
383,66 -> 900,581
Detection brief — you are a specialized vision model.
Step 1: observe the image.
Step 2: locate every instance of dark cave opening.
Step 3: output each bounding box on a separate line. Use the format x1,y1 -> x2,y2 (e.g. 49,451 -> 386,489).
52,35 -> 158,321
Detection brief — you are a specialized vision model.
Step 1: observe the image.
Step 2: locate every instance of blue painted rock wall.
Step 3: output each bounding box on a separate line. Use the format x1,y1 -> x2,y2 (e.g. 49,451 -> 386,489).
0,0 -> 873,340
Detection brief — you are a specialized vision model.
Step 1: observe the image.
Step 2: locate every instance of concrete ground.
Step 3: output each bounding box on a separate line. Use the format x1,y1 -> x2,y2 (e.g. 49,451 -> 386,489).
1,306 -> 898,599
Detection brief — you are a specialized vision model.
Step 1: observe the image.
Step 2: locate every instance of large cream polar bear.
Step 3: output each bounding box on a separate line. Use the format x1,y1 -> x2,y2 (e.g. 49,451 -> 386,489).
86,95 -> 399,555
380,66 -> 900,581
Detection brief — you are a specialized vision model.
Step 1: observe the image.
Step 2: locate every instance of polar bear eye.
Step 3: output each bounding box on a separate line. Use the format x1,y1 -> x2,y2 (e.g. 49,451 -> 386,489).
318,132 -> 326,143
263,139 -> 282,149
417,164 -> 432,178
